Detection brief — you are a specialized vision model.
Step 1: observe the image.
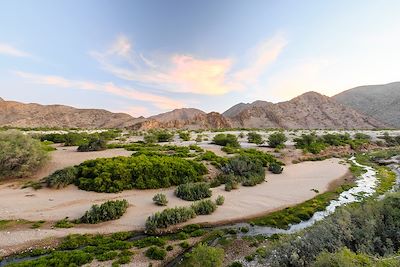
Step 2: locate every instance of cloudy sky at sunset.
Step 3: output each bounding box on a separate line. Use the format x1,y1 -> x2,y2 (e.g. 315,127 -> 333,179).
1,0 -> 400,116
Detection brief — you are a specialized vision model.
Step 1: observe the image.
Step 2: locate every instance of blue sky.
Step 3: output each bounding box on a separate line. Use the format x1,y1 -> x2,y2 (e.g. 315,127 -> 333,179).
1,0 -> 400,116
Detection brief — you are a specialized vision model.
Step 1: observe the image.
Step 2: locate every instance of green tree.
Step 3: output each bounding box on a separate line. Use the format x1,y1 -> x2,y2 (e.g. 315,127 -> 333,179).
0,130 -> 48,179
247,132 -> 264,145
213,133 -> 240,148
268,132 -> 287,148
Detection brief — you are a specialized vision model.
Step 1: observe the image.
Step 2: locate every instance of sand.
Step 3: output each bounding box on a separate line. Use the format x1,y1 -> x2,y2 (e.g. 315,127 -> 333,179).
0,158 -> 349,256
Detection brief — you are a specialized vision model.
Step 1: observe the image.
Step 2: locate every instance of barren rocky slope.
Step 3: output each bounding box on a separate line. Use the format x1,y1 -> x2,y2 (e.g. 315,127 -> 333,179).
0,98 -> 135,129
333,82 -> 400,128
224,92 -> 387,129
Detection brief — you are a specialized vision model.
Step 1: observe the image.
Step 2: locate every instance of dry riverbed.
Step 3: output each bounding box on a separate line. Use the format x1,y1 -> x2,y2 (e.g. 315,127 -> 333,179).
0,145 -> 349,257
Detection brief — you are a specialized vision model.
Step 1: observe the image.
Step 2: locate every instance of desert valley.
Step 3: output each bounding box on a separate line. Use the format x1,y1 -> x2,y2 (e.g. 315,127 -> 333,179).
1,1 -> 400,266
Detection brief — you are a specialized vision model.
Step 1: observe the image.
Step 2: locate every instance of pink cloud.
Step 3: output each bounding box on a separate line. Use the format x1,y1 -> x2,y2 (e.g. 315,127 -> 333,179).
14,71 -> 183,110
0,43 -> 31,58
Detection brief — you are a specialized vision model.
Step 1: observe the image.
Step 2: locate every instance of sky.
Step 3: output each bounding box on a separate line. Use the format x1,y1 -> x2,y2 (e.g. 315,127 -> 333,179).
1,0 -> 400,117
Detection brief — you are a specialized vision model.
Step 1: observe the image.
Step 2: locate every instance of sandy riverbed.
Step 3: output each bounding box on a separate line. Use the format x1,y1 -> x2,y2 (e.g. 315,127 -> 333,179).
0,156 -> 349,256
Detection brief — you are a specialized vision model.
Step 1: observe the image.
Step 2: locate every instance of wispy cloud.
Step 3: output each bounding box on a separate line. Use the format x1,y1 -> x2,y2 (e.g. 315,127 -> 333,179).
90,33 -> 287,96
14,71 -> 184,110
0,43 -> 32,58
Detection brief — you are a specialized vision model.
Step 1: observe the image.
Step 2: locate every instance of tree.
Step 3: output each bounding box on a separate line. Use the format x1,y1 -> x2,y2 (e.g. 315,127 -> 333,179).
0,130 -> 48,179
213,134 -> 240,148
268,132 -> 287,148
179,244 -> 224,267
247,132 -> 264,145
77,138 -> 107,152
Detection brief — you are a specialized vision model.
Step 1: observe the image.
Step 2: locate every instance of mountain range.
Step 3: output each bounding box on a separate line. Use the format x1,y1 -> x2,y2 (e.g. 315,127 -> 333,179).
1,81 -> 399,130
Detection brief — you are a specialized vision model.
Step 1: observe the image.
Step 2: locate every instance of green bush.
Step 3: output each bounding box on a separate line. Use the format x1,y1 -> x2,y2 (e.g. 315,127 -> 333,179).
191,199 -> 217,215
0,130 -> 48,179
175,182 -> 212,201
268,132 -> 287,148
54,218 -> 74,228
216,195 -> 225,205
268,163 -> 283,174
76,155 -> 207,193
179,244 -> 224,267
79,200 -> 128,224
145,206 -> 196,233
145,246 -> 167,260
77,138 -> 107,152
222,155 -> 265,186
45,167 -> 77,188
153,193 -> 168,206
213,133 -> 240,148
179,131 -> 191,141
247,132 -> 264,145
145,131 -> 174,143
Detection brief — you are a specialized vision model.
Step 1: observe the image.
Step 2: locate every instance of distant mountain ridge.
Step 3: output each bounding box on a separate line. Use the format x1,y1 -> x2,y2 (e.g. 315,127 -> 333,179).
224,91 -> 386,129
333,82 -> 400,128
1,82 -> 397,130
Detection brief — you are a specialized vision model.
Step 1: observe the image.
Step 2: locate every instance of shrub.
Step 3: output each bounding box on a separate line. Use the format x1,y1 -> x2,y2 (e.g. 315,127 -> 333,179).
145,246 -> 167,260
76,155 -> 207,193
54,218 -> 74,228
222,155 -> 265,186
77,138 -> 107,152
132,236 -> 166,248
179,244 -> 224,267
179,131 -> 191,141
180,241 -> 190,249
79,200 -> 129,224
175,182 -> 212,201
0,130 -> 48,179
145,206 -> 196,233
45,167 -> 77,188
247,132 -> 264,145
153,193 -> 168,206
268,132 -> 287,148
268,163 -> 283,174
144,134 -> 158,144
215,195 -> 225,205
191,199 -> 217,215
213,133 -> 240,148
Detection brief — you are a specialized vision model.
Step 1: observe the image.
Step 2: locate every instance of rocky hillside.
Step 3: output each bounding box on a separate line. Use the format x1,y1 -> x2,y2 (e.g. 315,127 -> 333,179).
0,98 -> 135,129
333,82 -> 400,128
224,92 -> 387,129
130,110 -> 230,130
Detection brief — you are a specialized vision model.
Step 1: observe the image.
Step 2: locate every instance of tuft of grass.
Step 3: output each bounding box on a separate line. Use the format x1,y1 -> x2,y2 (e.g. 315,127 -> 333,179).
54,218 -> 74,228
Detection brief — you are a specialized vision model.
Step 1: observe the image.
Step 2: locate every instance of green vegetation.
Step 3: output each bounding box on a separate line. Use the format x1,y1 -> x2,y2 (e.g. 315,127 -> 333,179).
153,193 -> 168,206
75,154 -> 207,192
294,132 -> 371,154
196,150 -> 228,167
222,155 -> 266,186
191,199 -> 217,215
54,218 -> 75,228
179,244 -> 224,267
212,133 -> 240,148
6,232 -> 135,267
40,130 -> 119,146
144,130 -> 174,143
268,162 -> 283,174
45,166 -> 77,188
215,195 -> 225,205
313,247 -> 400,267
259,192 -> 400,266
268,132 -> 287,148
251,181 -> 355,229
179,131 -> 191,141
78,200 -> 128,224
145,206 -> 196,233
247,132 -> 264,145
379,132 -> 400,146
145,246 -> 167,260
77,138 -> 107,152
0,130 -> 48,179
175,182 -> 212,201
